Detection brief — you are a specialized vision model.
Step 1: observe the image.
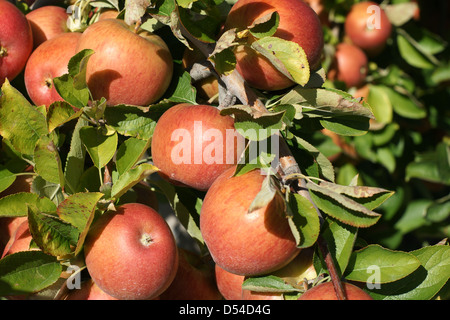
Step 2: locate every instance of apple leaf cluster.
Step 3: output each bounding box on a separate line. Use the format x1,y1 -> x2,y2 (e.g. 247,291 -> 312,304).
0,0 -> 449,301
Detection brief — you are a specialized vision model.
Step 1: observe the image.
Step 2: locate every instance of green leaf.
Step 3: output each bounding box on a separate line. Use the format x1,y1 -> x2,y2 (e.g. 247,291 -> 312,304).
167,70 -> 197,104
0,79 -> 48,156
0,251 -> 62,296
67,49 -> 95,90
248,11 -> 279,39
111,163 -> 158,199
308,183 -> 381,228
103,104 -> 163,140
53,74 -> 90,110
368,245 -> 450,300
248,174 -> 277,213
116,137 -> 151,176
79,126 -> 118,169
382,86 -> 426,119
367,85 -> 393,124
177,6 -> 219,43
27,206 -> 79,257
220,105 -> 284,141
0,192 -> 56,218
287,192 -> 320,248
251,36 -> 310,86
64,117 -> 88,194
34,135 -> 65,187
344,244 -> 422,284
56,192 -> 104,256
242,275 -> 300,293
321,217 -> 358,277
46,101 -> 82,133
397,33 -> 435,69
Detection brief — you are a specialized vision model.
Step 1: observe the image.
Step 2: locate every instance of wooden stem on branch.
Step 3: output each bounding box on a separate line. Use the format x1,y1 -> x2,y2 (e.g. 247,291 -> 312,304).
179,24 -> 347,300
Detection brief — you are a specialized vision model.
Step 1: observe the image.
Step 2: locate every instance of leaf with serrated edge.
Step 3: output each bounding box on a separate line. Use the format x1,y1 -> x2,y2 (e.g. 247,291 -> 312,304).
318,181 -> 393,199
68,49 -> 95,90
111,163 -> 158,199
249,11 -> 279,38
252,36 -> 310,86
308,185 -> 381,228
242,275 -> 300,293
248,174 -> 277,213
0,251 -> 62,296
27,206 -> 78,257
79,126 -> 118,169
46,101 -> 83,133
34,135 -> 65,187
288,192 -> 320,248
344,244 -> 422,284
0,192 -> 56,218
0,79 -> 48,156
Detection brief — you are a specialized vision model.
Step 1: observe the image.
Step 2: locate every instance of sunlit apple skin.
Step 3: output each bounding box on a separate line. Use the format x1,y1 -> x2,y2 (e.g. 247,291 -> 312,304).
328,43 -> 368,88
223,0 -> 324,91
84,203 -> 179,300
26,5 -> 69,49
215,264 -> 245,300
298,282 -> 373,300
151,103 -> 244,191
24,32 -> 81,108
200,167 -> 300,276
1,220 -> 38,258
64,280 -> 119,300
344,1 -> 392,57
0,0 -> 33,84
76,19 -> 173,106
159,248 -> 223,300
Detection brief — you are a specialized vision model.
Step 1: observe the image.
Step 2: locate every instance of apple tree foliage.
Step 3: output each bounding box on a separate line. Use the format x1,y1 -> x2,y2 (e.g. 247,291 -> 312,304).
0,0 -> 448,300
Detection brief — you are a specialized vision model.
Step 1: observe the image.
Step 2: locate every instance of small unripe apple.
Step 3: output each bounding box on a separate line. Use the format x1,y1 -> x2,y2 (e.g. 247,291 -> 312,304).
0,0 -> 34,84
298,281 -> 374,300
200,167 -> 300,276
84,203 -> 179,300
151,103 -> 244,191
344,1 -> 392,57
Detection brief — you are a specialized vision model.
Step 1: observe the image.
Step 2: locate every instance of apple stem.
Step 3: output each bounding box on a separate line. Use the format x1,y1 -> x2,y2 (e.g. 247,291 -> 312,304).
0,46 -> 7,57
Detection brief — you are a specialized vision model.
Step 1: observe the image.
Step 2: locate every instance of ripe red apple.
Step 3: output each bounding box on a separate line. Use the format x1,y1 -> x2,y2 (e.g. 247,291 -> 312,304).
83,203 -> 178,300
26,5 -> 69,49
64,279 -> 119,300
1,220 -> 38,258
223,0 -> 324,91
215,264 -> 245,300
151,103 -> 244,191
200,167 -> 300,276
76,19 -> 173,106
327,43 -> 368,88
159,248 -> 223,300
0,216 -> 28,253
24,32 -> 82,108
0,0 -> 33,85
298,281 -> 374,300
344,1 -> 392,57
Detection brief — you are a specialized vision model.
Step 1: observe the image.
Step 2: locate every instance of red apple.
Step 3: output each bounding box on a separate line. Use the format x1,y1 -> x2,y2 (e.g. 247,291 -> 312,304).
26,5 -> 69,49
200,167 -> 300,276
298,281 -> 374,300
76,19 -> 173,106
83,203 -> 179,300
64,279 -> 119,300
328,43 -> 368,88
0,0 -> 33,84
151,103 -> 244,191
1,220 -> 38,258
0,216 -> 28,253
215,264 -> 245,300
159,248 -> 223,300
223,0 -> 324,91
24,32 -> 82,108
345,1 -> 392,57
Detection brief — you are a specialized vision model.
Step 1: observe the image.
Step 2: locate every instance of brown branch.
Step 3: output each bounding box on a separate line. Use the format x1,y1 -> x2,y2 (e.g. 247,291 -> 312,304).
178,22 -> 347,300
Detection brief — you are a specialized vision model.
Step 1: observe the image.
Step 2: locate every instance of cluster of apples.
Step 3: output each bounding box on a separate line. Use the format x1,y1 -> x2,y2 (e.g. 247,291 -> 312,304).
328,1 -> 392,93
0,0 -> 374,300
